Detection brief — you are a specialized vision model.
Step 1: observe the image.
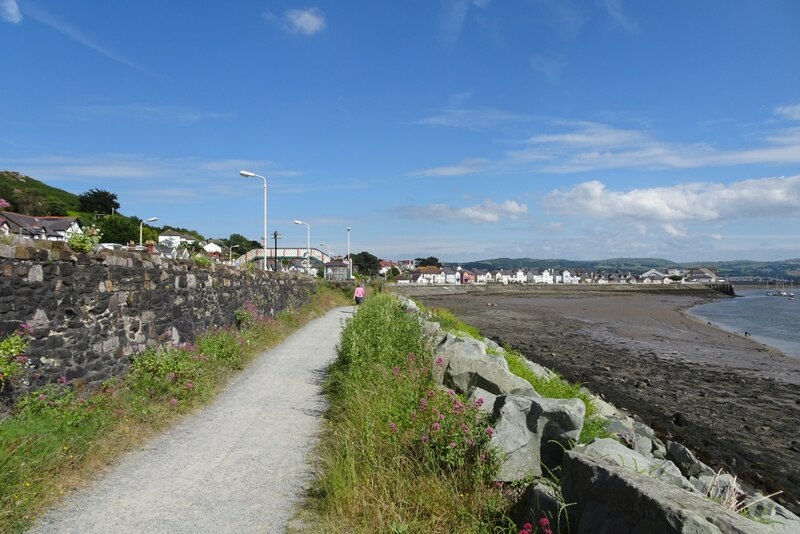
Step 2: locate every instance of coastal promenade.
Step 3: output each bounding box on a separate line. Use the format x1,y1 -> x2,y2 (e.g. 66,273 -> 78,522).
400,284 -> 800,515
27,307 -> 351,534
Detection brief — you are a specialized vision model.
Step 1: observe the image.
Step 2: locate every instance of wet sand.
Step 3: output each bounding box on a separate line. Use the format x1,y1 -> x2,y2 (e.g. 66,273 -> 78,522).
396,284 -> 800,513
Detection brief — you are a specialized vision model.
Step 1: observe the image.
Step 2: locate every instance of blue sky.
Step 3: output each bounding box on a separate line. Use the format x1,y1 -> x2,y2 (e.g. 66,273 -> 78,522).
2,1 -> 799,263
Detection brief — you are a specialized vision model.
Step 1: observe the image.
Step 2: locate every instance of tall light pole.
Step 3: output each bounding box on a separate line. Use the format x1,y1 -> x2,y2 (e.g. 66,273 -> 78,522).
346,226 -> 351,280
320,242 -> 331,261
229,244 -> 239,264
239,170 -> 267,271
293,220 -> 310,275
140,217 -> 157,247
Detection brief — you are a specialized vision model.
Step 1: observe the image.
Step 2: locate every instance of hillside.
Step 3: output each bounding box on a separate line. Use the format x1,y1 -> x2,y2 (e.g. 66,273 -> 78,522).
1,171 -> 82,216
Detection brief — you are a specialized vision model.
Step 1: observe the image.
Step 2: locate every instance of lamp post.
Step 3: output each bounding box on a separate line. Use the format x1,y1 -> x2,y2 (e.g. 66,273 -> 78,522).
346,226 -> 351,279
239,170 -> 267,271
272,231 -> 281,271
229,244 -> 239,264
293,220 -> 310,275
139,217 -> 157,247
320,242 -> 331,261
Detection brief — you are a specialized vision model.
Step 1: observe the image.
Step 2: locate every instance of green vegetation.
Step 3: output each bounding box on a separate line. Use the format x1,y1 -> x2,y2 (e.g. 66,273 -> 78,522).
0,171 -> 80,215
0,282 -> 350,534
305,294 -> 518,532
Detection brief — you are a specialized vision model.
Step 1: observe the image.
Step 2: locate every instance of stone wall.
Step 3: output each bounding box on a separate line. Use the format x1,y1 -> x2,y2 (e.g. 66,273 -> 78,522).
0,239 -> 315,400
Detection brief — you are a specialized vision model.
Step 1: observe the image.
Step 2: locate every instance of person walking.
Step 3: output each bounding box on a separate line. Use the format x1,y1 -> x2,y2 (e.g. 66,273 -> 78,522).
354,283 -> 365,306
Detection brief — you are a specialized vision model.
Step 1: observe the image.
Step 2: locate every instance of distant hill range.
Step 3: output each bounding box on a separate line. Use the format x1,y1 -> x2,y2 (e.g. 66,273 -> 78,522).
457,257 -> 800,282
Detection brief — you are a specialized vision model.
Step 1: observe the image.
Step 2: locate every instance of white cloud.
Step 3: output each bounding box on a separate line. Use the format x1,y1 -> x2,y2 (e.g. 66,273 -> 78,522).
530,53 -> 568,84
400,199 -> 528,224
662,223 -> 685,238
775,103 -> 800,121
601,0 -> 638,32
408,158 -> 487,177
1,0 -> 21,23
284,8 -> 326,35
543,176 -> 800,222
417,106 -> 530,130
22,4 -> 144,71
74,103 -> 231,124
440,0 -> 490,45
509,120 -> 800,173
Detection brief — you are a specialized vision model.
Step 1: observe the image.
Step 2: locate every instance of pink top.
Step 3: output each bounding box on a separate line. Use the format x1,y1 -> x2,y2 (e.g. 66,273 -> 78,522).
354,286 -> 365,298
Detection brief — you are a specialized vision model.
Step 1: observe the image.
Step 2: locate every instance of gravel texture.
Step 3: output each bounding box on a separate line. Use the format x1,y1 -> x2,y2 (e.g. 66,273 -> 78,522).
27,307 -> 351,534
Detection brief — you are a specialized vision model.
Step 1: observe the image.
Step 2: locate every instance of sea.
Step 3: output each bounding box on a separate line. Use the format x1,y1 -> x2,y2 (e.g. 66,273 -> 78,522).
686,288 -> 800,358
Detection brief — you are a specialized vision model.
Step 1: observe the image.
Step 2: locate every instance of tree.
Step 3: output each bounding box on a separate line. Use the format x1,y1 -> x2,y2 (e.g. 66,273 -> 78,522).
352,251 -> 380,276
416,256 -> 441,268
227,233 -> 258,253
11,190 -> 48,215
78,189 -> 120,214
96,214 -> 138,244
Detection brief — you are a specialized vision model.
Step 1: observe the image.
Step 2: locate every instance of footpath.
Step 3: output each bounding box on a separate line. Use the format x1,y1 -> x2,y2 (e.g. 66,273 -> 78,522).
27,307 -> 351,534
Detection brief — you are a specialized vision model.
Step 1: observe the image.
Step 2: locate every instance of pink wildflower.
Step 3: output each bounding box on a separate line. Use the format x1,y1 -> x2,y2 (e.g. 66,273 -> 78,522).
426,389 -> 435,398
185,381 -> 194,390
169,397 -> 178,406
37,394 -> 46,401
57,376 -> 67,385
435,356 -> 445,367
388,422 -> 397,433
392,366 -> 400,377
418,397 -> 428,410
473,397 -> 484,408
421,434 -> 429,444
166,372 -> 176,382
448,441 -> 456,448
407,352 -> 416,363
15,355 -> 29,364
485,426 -> 495,437
432,422 -> 441,431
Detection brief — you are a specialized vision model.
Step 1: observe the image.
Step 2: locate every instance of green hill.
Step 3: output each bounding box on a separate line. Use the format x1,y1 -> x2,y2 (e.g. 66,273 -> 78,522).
0,170 -> 81,215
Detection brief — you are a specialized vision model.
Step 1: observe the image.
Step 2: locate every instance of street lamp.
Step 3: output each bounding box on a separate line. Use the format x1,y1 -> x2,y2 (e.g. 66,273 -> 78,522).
239,170 -> 267,271
293,219 -> 310,275
320,242 -> 331,260
229,244 -> 239,264
139,217 -> 157,246
347,226 -> 351,279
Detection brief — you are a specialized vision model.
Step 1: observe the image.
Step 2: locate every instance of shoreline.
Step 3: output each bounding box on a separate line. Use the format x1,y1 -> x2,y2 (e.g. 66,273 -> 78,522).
397,284 -> 800,513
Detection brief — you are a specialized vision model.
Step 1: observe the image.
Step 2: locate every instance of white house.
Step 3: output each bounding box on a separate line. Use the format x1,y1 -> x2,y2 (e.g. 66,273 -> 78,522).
0,211 -> 82,241
158,229 -> 196,249
203,242 -> 222,255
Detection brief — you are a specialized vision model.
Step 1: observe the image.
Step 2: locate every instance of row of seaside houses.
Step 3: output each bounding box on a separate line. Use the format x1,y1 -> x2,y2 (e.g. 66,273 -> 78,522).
395,265 -> 720,285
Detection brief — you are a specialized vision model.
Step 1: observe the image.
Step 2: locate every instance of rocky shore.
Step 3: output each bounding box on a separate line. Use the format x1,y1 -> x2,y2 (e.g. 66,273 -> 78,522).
397,284 -> 800,514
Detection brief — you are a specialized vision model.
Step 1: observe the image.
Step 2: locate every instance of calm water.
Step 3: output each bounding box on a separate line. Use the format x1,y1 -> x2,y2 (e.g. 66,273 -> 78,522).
687,288 -> 800,358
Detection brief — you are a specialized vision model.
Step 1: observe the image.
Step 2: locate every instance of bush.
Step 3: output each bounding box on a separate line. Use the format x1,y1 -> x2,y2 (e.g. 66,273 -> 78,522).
192,254 -> 212,268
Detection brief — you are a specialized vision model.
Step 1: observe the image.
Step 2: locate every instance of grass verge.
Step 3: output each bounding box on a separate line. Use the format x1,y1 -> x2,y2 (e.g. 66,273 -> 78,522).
300,293 -> 520,533
0,281 -> 350,534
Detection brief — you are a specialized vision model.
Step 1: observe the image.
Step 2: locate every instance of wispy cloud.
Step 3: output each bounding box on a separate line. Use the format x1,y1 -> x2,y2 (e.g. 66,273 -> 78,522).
600,0 -> 639,32
399,198 -> 528,224
264,8 -> 326,36
775,103 -> 800,121
407,158 -> 488,177
22,3 -> 145,72
73,103 -> 232,124
543,176 -> 800,222
1,0 -> 21,23
440,0 -> 491,45
530,53 -> 568,83
417,106 -> 531,130
508,120 -> 800,173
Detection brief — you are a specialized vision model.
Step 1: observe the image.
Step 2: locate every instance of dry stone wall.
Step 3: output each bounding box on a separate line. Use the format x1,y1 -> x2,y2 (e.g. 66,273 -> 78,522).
0,240 -> 314,400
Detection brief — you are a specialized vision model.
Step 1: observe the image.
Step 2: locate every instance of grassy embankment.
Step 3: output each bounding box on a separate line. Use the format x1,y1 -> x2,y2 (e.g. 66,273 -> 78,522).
299,293 -> 608,533
0,282 -> 351,534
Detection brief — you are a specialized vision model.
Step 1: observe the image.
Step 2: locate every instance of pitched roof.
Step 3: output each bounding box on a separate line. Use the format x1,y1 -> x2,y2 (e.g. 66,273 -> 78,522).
0,211 -> 79,237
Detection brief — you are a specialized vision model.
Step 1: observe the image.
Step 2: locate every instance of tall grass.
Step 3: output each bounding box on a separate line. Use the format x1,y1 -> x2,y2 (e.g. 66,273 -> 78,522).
0,281 -> 350,534
305,294 -> 520,533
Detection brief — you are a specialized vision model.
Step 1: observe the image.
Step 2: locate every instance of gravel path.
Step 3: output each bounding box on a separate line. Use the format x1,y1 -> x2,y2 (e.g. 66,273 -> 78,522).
28,307 -> 351,534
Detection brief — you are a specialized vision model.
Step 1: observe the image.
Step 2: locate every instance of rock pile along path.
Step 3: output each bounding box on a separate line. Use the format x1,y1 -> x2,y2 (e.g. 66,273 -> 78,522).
28,307 -> 352,534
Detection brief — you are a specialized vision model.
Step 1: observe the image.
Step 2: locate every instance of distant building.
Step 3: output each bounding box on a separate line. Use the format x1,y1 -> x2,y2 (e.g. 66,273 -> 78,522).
0,211 -> 82,241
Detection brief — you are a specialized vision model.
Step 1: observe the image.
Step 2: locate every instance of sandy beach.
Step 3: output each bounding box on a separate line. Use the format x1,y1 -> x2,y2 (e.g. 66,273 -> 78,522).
396,284 -> 800,514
